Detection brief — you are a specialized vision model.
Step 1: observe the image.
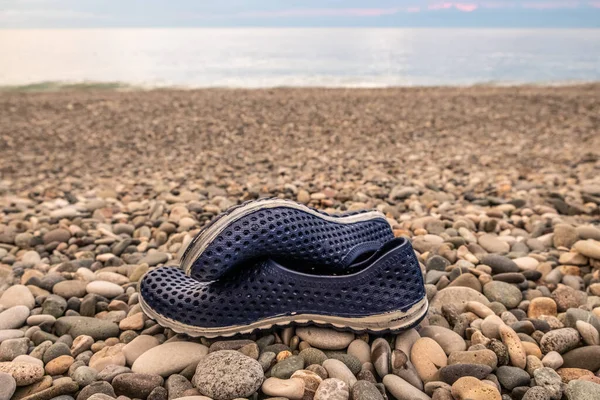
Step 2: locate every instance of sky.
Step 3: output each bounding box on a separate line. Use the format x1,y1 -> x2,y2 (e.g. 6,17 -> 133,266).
1,0 -> 599,28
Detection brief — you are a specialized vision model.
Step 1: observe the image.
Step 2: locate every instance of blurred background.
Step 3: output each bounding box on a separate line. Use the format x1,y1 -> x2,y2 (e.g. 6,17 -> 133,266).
1,0 -> 600,88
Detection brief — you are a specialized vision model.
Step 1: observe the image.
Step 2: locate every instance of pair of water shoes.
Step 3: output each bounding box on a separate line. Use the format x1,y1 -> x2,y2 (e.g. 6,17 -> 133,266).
139,199 -> 428,337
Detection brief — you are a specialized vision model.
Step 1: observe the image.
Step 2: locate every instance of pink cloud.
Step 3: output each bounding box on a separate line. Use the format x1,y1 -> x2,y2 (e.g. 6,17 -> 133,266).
239,8 -> 404,18
588,0 -> 600,5
428,2 -> 454,9
455,3 -> 479,11
428,2 -> 478,11
406,6 -> 422,12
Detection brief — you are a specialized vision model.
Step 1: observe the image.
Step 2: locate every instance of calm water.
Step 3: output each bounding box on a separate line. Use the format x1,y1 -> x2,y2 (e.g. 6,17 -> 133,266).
1,28 -> 600,87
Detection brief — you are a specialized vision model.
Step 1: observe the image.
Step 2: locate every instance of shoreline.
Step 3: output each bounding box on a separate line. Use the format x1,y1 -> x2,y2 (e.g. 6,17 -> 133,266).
1,80 -> 599,93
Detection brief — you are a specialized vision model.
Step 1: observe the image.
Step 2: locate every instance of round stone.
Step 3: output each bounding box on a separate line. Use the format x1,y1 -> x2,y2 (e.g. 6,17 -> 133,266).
192,350 -> 264,400
299,348 -> 328,366
496,365 -> 531,390
483,281 -> 523,309
270,355 -> 304,379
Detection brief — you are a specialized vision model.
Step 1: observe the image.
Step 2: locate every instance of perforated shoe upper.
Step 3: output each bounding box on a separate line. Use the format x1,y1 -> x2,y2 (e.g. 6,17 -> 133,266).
186,202 -> 395,282
141,238 -> 425,330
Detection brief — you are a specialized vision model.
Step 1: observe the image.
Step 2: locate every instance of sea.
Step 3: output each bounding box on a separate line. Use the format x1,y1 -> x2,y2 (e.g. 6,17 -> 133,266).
1,28 -> 599,88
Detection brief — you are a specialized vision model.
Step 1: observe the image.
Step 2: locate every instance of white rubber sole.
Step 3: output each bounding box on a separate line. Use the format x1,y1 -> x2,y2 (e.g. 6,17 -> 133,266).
181,199 -> 388,277
139,294 -> 428,338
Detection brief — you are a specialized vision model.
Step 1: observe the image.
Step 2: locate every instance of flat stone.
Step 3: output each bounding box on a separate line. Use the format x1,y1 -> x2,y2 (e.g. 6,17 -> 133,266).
192,350 -> 264,400
139,253 -> 169,266
540,328 -> 580,354
133,341 -> 209,377
86,281 -> 124,298
112,372 -> 164,399
0,362 -> 44,386
496,365 -> 531,390
573,240 -> 600,260
0,306 -> 30,330
55,317 -> 120,340
523,386 -> 552,400
270,355 -> 304,379
499,324 -> 526,369
291,369 -> 322,399
261,377 -> 305,399
299,348 -> 327,366
76,381 -> 116,400
383,374 -> 431,400
89,344 -> 126,371
553,224 -> 579,248
480,254 -> 520,274
122,335 -> 160,366
314,378 -> 349,400
430,287 -> 490,313
451,376 -> 501,400
439,363 -> 493,385
566,379 -> 600,400
561,346 -> 600,371
447,350 -> 498,369
479,234 -> 510,253
0,330 -> 24,343
0,371 -> 16,400
528,297 -> 558,319
0,338 -> 29,361
347,339 -> 370,364
53,281 -> 88,299
420,326 -> 466,355
0,285 -> 35,310
296,327 -> 354,350
370,338 -> 391,378
72,366 -> 98,388
43,229 -> 71,244
350,380 -> 384,400
483,281 -> 523,309
551,285 -> 587,312
411,337 -> 447,383
323,359 -> 356,389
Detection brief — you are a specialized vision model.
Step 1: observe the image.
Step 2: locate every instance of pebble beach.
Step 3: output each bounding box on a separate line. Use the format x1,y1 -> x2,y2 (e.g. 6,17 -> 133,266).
1,84 -> 600,400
